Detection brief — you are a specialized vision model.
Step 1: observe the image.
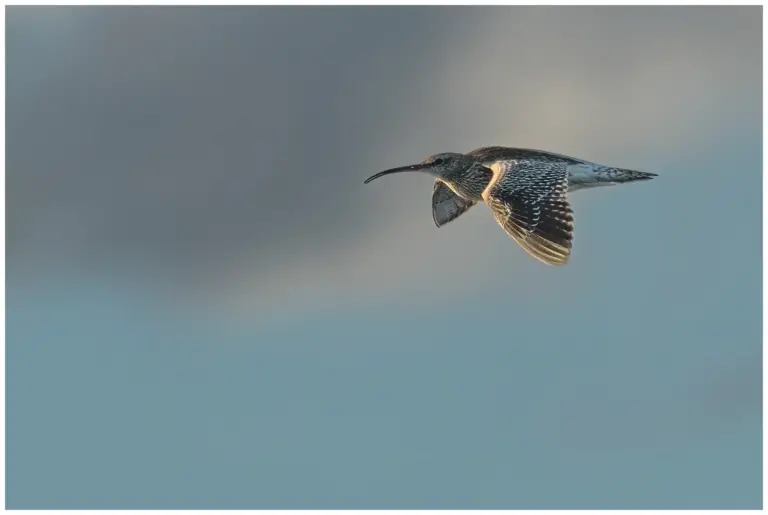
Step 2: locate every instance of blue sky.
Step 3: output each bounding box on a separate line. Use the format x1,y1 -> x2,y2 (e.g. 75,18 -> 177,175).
6,6 -> 762,509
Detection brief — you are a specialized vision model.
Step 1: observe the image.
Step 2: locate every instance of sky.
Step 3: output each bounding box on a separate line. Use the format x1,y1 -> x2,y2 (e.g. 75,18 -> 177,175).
6,5 -> 762,509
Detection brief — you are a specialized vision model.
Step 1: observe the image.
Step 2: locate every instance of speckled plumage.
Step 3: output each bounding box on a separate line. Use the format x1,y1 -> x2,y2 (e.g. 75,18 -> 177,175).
364,146 -> 657,266
482,156 -> 574,265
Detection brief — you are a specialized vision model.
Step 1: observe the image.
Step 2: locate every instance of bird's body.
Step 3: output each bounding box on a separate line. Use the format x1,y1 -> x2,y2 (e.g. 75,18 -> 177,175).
364,146 -> 657,266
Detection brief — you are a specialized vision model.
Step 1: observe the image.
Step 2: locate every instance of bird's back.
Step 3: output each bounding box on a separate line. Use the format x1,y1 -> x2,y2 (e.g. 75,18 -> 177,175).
467,146 -> 590,167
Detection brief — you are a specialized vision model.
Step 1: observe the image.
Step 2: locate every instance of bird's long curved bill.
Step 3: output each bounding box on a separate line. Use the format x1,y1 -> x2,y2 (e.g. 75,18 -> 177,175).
364,164 -> 427,184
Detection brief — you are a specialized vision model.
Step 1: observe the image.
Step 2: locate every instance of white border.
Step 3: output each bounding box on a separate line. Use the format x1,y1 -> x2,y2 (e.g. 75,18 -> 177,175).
1,4 -> 7,512
3,0 -> 766,5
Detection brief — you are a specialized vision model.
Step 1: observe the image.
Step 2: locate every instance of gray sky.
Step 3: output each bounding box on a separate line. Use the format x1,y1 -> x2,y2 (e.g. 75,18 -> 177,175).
7,6 -> 762,509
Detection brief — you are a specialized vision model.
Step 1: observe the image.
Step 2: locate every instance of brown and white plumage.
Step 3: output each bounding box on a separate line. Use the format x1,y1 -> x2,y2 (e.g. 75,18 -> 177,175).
365,146 -> 657,266
482,157 -> 574,266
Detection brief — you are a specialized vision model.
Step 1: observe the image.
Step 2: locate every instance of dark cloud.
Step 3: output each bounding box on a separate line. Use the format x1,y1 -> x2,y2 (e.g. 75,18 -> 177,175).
7,6 -> 762,306
7,7 -> 470,278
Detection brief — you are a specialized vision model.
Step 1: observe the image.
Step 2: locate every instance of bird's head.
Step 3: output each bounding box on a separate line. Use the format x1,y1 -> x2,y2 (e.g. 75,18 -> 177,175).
364,152 -> 477,184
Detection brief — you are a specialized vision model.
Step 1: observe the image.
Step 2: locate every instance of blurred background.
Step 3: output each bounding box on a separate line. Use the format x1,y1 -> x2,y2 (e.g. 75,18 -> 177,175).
6,5 -> 762,509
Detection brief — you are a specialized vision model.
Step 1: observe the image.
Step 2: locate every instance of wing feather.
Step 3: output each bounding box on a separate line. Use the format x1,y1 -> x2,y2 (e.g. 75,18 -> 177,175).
484,161 -> 574,266
432,180 -> 476,227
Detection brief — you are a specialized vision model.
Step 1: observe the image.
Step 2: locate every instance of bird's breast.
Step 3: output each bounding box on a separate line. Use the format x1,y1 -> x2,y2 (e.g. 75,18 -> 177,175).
441,181 -> 477,202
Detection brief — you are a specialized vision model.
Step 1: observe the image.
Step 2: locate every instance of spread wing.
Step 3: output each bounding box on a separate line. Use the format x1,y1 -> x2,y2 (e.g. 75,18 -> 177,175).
432,180 -> 476,227
483,161 -> 574,266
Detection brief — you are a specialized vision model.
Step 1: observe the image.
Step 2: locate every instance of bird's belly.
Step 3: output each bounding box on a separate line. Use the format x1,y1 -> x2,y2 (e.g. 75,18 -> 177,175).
568,181 -> 614,192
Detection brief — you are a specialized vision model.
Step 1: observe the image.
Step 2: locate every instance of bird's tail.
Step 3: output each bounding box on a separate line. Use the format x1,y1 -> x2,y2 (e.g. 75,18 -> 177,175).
568,162 -> 657,192
595,166 -> 658,184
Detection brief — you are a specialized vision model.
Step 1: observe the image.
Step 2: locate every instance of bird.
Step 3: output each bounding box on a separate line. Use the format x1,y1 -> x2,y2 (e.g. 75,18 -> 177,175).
363,146 -> 657,266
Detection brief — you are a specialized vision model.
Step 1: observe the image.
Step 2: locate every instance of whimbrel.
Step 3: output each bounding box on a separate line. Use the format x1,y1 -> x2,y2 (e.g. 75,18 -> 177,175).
363,146 -> 657,266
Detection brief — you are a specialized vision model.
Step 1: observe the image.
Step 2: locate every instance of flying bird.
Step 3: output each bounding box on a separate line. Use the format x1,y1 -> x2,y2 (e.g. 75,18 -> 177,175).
363,146 -> 657,266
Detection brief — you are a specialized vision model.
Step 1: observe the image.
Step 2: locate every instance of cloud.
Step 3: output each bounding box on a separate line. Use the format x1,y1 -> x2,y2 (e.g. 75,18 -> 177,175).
7,7 -> 761,317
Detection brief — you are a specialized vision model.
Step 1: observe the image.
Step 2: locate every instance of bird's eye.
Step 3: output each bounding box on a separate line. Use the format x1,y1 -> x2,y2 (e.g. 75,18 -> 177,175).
433,158 -> 444,165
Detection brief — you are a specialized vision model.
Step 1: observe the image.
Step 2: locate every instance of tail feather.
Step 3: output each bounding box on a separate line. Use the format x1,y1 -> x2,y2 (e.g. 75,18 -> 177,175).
600,166 -> 658,184
567,163 -> 657,192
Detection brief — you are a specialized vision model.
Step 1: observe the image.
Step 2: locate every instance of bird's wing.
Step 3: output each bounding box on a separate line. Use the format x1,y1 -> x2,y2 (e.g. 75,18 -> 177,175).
432,180 -> 476,227
483,160 -> 574,266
